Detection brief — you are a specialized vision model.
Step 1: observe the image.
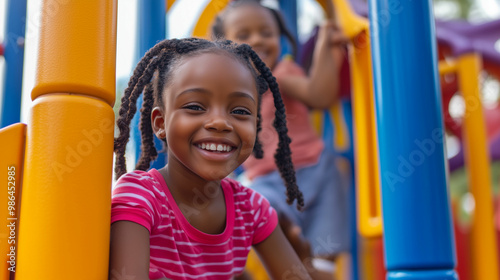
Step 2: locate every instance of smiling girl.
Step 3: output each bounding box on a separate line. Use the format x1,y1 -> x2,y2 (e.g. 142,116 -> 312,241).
108,38 -> 328,280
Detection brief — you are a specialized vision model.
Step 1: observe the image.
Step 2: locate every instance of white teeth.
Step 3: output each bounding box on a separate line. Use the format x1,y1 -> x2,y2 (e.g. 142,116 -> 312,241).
197,143 -> 233,152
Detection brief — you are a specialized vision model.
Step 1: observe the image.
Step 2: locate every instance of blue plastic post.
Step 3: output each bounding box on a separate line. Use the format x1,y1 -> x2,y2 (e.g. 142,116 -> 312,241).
131,0 -> 167,168
278,0 -> 299,58
0,0 -> 27,128
367,0 -> 458,279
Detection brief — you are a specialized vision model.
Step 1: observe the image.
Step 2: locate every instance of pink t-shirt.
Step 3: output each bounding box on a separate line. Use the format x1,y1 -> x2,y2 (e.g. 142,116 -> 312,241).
111,169 -> 278,280
243,59 -> 324,180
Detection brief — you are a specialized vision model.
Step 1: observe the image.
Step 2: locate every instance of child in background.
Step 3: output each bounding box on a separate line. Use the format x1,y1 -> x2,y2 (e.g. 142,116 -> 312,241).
109,37 -> 330,280
212,0 -> 350,269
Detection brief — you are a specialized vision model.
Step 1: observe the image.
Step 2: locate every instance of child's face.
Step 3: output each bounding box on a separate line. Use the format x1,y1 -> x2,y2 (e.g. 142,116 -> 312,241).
223,5 -> 280,70
153,53 -> 259,181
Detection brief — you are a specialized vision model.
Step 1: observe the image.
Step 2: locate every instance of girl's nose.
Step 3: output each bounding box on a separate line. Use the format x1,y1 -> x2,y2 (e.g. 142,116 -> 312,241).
248,33 -> 263,47
204,113 -> 233,132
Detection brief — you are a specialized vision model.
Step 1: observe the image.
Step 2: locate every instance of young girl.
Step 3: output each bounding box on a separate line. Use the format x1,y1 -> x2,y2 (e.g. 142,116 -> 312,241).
109,38 -> 326,280
212,0 -> 350,266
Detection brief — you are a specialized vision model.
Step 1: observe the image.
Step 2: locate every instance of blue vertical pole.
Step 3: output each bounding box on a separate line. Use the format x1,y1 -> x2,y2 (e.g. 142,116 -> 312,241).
1,0 -> 27,127
131,0 -> 167,168
368,0 -> 458,279
278,0 -> 299,58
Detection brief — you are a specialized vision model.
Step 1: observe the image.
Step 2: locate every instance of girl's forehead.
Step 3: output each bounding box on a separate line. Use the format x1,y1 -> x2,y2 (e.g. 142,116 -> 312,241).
223,4 -> 278,28
166,52 -> 258,95
174,52 -> 248,74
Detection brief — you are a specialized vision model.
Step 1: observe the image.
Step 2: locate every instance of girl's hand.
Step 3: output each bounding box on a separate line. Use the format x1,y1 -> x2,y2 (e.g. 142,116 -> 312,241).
316,21 -> 349,50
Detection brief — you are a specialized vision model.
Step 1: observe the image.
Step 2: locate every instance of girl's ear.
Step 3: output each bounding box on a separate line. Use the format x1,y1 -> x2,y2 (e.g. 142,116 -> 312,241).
151,107 -> 166,140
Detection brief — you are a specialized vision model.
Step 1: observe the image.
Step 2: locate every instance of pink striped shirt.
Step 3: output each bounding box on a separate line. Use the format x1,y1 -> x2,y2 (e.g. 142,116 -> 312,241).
111,169 -> 278,280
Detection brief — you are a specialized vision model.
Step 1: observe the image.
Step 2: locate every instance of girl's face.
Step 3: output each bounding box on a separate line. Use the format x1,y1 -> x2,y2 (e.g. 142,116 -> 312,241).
223,4 -> 280,70
152,53 -> 259,182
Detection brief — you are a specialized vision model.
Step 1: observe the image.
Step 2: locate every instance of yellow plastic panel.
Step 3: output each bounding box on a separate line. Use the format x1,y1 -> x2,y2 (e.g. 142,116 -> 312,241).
16,94 -> 114,280
438,60 -> 458,75
0,123 -> 26,280
31,1 -> 117,106
314,0 -> 383,237
316,0 -> 368,38
350,31 -> 383,238
321,0 -> 382,237
458,53 -> 499,280
330,103 -> 349,151
310,110 -> 324,137
192,0 -> 231,38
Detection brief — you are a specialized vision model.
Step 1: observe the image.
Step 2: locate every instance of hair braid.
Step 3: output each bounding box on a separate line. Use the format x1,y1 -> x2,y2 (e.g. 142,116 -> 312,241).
135,83 -> 158,171
247,48 -> 304,210
114,50 -> 166,179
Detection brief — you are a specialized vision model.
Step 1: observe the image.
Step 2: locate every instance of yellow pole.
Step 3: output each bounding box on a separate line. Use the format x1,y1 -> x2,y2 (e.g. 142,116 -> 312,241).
16,1 -> 117,280
325,0 -> 382,237
192,0 -> 231,38
458,53 -> 499,280
349,30 -> 383,238
0,123 -> 26,280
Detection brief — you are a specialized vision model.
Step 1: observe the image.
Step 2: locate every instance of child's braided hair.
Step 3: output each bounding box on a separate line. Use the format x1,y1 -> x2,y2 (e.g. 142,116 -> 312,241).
114,38 -> 304,210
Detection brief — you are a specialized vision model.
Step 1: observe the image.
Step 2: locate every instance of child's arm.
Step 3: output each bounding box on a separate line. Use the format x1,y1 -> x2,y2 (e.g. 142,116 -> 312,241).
253,225 -> 312,280
278,21 -> 347,109
109,221 -> 170,280
254,226 -> 332,280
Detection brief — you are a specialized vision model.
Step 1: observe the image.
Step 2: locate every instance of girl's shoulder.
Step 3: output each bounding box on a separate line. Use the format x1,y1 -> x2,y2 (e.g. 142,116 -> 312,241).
113,169 -> 167,201
221,178 -> 272,210
221,177 -> 253,200
222,178 -> 278,244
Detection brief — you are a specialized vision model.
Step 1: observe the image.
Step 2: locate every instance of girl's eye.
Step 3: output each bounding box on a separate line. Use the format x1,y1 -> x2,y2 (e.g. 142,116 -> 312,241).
232,108 -> 251,115
236,33 -> 249,41
261,29 -> 275,38
183,104 -> 204,111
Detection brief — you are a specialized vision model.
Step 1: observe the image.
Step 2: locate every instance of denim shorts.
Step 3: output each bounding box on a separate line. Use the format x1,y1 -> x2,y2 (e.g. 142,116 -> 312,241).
249,149 -> 350,256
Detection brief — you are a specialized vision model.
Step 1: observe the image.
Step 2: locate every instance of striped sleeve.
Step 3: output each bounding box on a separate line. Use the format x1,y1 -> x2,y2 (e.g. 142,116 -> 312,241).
111,171 -> 162,233
247,187 -> 278,245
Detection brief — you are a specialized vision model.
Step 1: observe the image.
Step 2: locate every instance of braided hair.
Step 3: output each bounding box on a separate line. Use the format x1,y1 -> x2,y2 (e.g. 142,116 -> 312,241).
114,38 -> 304,210
211,0 -> 298,58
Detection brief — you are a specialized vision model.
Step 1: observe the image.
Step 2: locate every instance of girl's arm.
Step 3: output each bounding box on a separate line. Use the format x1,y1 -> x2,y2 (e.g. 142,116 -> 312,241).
278,21 -> 347,109
109,221 -> 170,280
253,225 -> 311,280
253,226 -> 332,280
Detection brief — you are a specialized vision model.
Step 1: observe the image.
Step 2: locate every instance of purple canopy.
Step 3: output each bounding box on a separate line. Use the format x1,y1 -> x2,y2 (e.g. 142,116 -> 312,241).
345,0 -> 500,66
436,19 -> 500,66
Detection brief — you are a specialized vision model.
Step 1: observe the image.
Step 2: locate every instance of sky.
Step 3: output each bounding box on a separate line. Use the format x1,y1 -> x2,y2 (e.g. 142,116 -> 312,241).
1,0 -> 499,123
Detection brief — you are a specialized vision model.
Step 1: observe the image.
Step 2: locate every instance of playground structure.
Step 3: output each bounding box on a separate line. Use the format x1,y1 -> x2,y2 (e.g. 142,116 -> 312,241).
0,0 -> 499,279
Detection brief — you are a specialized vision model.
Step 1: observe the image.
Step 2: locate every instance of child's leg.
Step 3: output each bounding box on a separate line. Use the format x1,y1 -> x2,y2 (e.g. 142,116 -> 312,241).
295,150 -> 351,260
